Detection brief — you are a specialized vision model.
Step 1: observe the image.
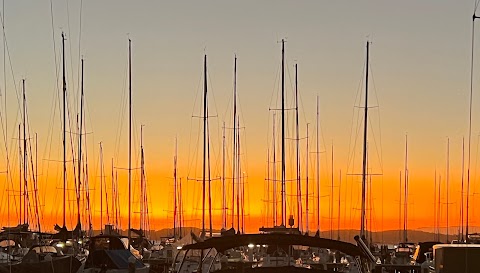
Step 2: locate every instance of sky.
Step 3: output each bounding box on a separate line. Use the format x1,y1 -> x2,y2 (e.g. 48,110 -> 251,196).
0,0 -> 479,240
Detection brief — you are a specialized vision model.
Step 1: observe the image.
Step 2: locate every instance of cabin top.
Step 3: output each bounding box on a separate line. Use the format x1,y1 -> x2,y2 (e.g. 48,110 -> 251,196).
434,244 -> 480,250
182,233 -> 364,258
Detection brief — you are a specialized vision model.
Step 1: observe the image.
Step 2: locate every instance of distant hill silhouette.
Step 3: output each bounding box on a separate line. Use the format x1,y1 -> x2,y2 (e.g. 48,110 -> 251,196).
88,227 -> 478,244
314,229 -> 477,244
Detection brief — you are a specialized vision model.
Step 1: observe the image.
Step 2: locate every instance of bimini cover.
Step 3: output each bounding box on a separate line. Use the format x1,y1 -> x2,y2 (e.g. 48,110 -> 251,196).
85,249 -> 145,269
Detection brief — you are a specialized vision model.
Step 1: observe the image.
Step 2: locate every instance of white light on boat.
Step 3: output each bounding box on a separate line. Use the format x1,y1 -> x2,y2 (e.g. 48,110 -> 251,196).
248,243 -> 255,249
177,246 -> 182,250
78,240 -> 83,244
56,242 -> 65,248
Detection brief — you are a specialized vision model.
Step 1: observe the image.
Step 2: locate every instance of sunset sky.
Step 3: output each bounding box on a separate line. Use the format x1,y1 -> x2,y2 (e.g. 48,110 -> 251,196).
0,1 -> 480,239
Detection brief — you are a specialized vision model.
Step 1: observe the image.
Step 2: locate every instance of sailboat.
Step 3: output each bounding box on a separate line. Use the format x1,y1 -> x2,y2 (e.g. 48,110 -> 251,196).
0,33 -> 82,273
130,126 -> 153,252
173,40 -> 376,273
84,38 -> 149,273
52,32 -> 81,242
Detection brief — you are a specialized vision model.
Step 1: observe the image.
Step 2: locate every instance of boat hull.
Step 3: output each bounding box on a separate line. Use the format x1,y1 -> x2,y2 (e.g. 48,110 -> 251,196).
0,255 -> 82,273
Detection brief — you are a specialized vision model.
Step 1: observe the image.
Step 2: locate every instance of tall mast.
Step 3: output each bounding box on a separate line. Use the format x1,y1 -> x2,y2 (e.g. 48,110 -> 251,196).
316,95 -> 320,232
22,79 -> 27,225
467,9 -> 478,244
295,63 -> 301,231
222,123 -> 226,230
115,167 -> 119,229
330,143 -> 334,239
232,55 -> 237,230
273,113 -> 277,226
99,142 -> 103,234
281,39 -> 286,227
434,168 -> 436,241
62,32 -> 67,228
360,41 -> 369,238
202,54 -> 207,236
77,58 -> 84,232
446,137 -> 449,242
306,123 -> 309,233
208,104 -> 213,237
140,126 -> 144,231
403,134 -> 408,243
83,109 -> 92,235
111,158 -> 114,228
174,137 -> 178,238
461,137 -> 465,241
237,118 -> 242,233
236,118 -> 240,232
267,149 -> 270,224
18,124 -> 21,225
368,166 -> 373,246
128,38 -> 132,246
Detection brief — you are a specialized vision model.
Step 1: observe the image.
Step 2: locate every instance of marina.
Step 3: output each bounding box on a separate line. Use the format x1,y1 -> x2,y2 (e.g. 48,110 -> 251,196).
0,1 -> 480,273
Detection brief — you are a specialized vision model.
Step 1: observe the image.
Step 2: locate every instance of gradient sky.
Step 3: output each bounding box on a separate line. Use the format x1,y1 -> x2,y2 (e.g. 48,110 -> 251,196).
0,0 -> 479,238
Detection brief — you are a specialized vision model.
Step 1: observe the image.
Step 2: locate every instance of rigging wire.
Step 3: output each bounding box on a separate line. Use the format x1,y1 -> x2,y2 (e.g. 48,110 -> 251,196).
0,7 -> 22,222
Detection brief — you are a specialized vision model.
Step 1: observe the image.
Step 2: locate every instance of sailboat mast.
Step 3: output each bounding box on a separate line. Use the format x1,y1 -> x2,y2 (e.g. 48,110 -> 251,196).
208,107 -> 213,237
434,168 -> 436,241
316,95 -> 320,232
115,168 -> 119,229
222,123 -> 226,230
403,134 -> 408,242
281,39 -> 286,227
77,58 -> 83,235
331,143 -> 334,239
23,79 -> 27,225
140,126 -> 144,231
446,137 -> 449,242
232,55 -> 237,229
202,54 -> 207,236
111,158 -> 114,228
100,142 -> 103,234
306,123 -> 309,233
360,41 -> 369,238
174,137 -> 178,238
77,58 -> 84,231
295,63 -> 301,231
237,118 -> 242,233
461,137 -> 465,241
236,118 -> 240,232
18,124 -> 21,225
466,10 -> 478,244
273,113 -> 277,226
62,32 -> 67,228
128,38 -> 132,246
